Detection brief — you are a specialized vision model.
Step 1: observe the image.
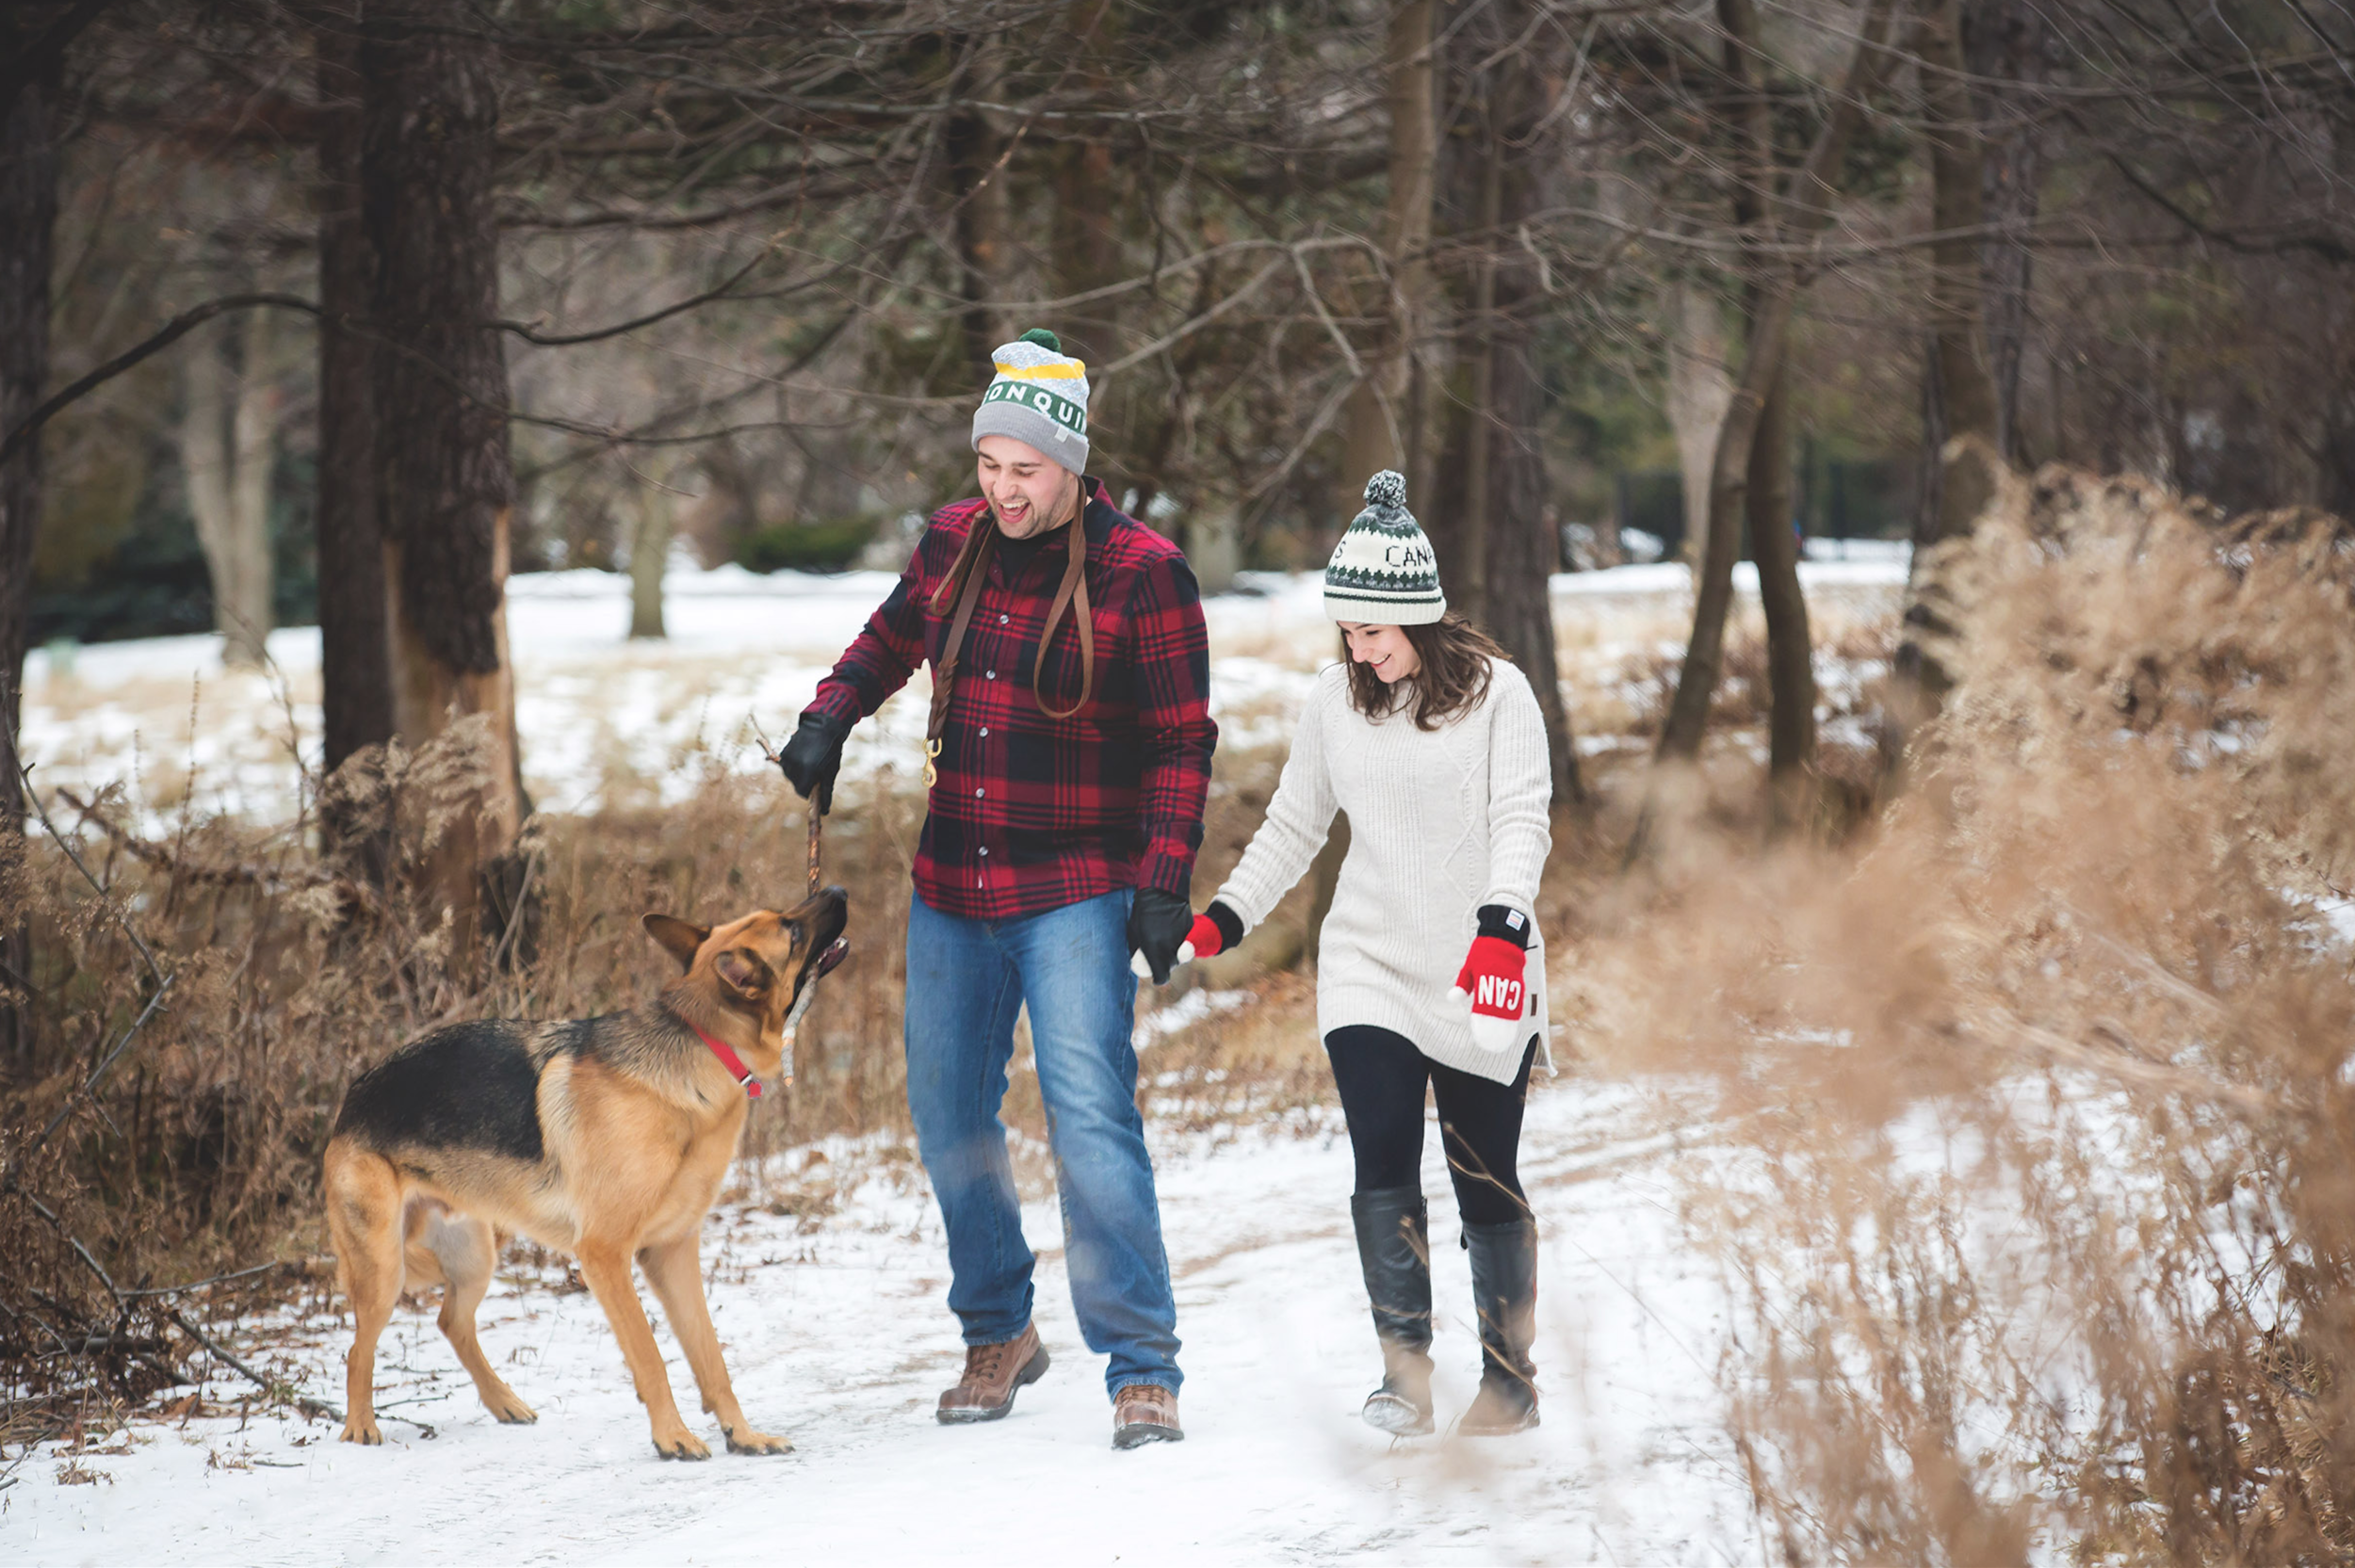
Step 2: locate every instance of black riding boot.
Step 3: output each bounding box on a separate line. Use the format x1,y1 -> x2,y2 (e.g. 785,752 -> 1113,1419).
1460,1217 -> 1539,1435
1349,1187 -> 1434,1435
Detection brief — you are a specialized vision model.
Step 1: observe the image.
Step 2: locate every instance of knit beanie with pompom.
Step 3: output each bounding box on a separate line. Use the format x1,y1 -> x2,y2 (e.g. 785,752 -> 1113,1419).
971,327 -> 1090,475
1323,470 -> 1445,624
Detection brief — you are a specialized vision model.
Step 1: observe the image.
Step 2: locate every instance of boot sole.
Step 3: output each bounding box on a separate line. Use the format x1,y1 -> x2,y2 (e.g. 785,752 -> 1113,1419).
935,1344 -> 1050,1425
1113,1419 -> 1184,1449
1457,1408 -> 1541,1437
1362,1394 -> 1435,1437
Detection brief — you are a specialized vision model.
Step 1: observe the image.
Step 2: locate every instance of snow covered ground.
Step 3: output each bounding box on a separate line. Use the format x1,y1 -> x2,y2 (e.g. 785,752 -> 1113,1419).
18,554 -> 1907,832
4,1077 -> 1759,1566
6,549 -> 1912,1562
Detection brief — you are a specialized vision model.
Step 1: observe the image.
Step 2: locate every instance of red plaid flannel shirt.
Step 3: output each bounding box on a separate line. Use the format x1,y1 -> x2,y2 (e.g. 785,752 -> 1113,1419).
804,481 -> 1218,921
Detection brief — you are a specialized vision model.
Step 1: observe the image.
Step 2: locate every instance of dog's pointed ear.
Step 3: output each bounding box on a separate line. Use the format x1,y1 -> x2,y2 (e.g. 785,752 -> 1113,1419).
642,913 -> 710,971
714,947 -> 775,1001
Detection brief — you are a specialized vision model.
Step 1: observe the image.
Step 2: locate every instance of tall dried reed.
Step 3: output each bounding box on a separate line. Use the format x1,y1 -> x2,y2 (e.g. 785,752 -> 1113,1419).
1563,466 -> 2355,1562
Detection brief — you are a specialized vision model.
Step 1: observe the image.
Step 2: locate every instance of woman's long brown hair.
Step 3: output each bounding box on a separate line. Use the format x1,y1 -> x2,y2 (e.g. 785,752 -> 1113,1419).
1340,612 -> 1512,729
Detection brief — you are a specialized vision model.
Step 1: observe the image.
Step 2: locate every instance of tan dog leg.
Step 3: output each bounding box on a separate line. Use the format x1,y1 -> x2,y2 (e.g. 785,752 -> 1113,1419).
576,1242 -> 706,1460
423,1211 -> 538,1426
323,1144 -> 403,1445
637,1233 -> 788,1455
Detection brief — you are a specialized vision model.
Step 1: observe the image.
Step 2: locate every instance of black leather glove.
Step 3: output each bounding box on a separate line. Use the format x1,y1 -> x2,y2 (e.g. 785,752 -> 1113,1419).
777,710 -> 850,814
1127,887 -> 1194,986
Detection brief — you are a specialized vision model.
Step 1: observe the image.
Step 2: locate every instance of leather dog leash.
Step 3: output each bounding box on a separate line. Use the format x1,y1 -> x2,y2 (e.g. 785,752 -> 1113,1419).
922,495 -> 1096,786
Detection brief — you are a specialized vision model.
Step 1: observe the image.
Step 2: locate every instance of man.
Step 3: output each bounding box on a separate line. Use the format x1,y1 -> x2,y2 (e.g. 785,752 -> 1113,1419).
777,328 -> 1214,1449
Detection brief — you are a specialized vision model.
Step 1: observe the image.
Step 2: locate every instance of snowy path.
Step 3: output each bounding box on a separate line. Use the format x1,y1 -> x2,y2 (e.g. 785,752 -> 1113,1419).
4,1077 -> 1761,1565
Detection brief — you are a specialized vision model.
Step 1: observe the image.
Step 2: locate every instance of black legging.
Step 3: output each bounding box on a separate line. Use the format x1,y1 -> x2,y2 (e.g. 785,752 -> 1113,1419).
1324,1025 -> 1535,1226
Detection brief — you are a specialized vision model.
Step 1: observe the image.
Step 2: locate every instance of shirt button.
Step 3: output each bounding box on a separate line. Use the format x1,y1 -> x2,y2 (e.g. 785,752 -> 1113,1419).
979,726 -> 989,737
986,670 -> 997,680
979,847 -> 990,857
999,613 -> 1009,624
975,787 -> 985,798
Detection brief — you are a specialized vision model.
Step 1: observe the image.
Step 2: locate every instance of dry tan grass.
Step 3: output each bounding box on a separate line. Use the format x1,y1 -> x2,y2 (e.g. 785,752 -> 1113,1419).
1557,466 -> 2355,1562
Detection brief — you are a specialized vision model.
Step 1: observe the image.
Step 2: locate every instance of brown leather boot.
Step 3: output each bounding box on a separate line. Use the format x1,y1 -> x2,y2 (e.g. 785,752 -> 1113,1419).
1112,1382 -> 1183,1448
935,1323 -> 1049,1424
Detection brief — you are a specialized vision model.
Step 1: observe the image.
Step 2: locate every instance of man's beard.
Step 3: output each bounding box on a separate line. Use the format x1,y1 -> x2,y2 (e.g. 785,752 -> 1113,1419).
993,473 -> 1078,540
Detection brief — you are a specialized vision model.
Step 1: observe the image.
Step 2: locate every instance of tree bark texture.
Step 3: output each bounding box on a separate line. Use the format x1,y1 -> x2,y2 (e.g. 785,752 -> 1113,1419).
0,40 -> 58,1070
946,39 -> 1009,382
315,5 -> 394,776
1050,1 -> 1120,361
180,314 -> 280,668
1718,0 -> 1815,818
361,0 -> 523,918
0,60 -> 56,837
1419,0 -> 1580,806
1655,0 -> 1899,765
1338,0 -> 1437,516
628,477 -> 669,639
1964,0 -> 2046,464
1747,364 -> 1814,824
1914,0 -> 2002,547
1665,282 -> 1734,559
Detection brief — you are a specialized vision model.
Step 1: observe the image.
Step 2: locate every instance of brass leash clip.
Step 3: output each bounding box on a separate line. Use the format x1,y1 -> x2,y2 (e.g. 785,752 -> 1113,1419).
922,737 -> 941,788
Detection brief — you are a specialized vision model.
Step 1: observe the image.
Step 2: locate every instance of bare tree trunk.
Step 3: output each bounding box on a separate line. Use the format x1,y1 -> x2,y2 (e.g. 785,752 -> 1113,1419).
1718,0 -> 1815,824
627,476 -> 669,640
1455,118 -> 1503,622
0,40 -> 59,1072
1965,0 -> 2046,464
947,40 -> 1008,381
1482,8 -> 1581,807
1486,293 -> 1582,807
315,3 -> 393,778
1655,0 -> 1899,765
182,314 -> 281,669
1748,365 -> 1814,827
1051,0 -> 1120,364
1917,0 -> 2000,544
1891,0 -> 2014,749
1338,0 -> 1437,511
1665,281 -> 1734,560
363,0 -> 523,937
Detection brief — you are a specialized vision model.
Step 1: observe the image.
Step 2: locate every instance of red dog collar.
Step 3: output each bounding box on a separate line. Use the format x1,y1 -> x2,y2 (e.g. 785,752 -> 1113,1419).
690,1023 -> 763,1099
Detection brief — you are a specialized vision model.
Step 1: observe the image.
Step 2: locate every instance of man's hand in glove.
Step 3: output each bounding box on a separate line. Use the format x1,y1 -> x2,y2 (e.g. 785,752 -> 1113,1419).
1129,897 -> 1243,983
1126,888 -> 1198,985
777,710 -> 850,814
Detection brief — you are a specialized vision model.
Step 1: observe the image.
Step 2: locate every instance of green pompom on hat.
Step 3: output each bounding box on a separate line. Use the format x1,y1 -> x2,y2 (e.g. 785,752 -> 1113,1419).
972,327 -> 1090,474
1324,470 -> 1445,624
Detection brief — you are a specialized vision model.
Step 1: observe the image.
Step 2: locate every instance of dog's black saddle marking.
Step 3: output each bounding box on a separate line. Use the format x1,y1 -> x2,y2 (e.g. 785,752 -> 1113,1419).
336,1021 -> 545,1164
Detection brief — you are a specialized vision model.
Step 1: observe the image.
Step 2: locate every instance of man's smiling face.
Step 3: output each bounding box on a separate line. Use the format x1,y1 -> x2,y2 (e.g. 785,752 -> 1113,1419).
976,435 -> 1080,541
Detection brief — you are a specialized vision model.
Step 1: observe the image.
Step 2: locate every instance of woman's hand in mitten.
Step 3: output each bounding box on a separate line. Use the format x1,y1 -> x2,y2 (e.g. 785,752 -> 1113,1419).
1450,905 -> 1534,1020
1129,900 -> 1245,980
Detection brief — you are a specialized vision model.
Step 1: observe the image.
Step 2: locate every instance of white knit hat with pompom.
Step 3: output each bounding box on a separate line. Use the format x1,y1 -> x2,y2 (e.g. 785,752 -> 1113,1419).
1323,471 -> 1445,624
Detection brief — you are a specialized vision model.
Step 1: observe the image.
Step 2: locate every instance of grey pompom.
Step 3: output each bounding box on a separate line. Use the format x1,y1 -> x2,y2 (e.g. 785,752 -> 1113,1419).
1363,470 -> 1406,509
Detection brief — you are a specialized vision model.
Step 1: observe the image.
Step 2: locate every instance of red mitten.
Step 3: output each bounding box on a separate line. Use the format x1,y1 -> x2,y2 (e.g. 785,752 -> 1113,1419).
1451,934 -> 1527,1021
1129,910 -> 1230,978
1184,912 -> 1226,961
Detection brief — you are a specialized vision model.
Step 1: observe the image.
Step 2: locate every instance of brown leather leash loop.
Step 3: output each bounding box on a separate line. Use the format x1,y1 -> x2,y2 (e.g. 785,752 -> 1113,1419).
921,485 -> 1098,784
1033,515 -> 1096,721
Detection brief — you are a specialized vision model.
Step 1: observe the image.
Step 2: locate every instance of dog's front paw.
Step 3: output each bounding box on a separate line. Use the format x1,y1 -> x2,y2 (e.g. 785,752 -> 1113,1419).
339,1414 -> 384,1446
486,1387 -> 538,1425
651,1424 -> 712,1461
723,1424 -> 793,1456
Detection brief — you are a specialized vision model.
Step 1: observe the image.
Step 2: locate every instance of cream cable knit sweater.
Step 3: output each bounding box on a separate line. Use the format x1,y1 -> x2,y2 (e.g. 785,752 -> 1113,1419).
1212,656 -> 1553,1083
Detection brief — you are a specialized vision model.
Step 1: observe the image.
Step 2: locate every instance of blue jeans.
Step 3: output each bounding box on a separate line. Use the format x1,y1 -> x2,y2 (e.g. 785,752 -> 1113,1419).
903,888 -> 1181,1398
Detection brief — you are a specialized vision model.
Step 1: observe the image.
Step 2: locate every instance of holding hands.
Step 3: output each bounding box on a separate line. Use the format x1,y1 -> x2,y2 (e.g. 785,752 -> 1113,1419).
1129,897 -> 1242,984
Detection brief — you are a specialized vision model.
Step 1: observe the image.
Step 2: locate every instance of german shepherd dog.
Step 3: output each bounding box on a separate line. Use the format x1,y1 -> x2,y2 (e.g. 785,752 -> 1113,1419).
323,888 -> 850,1459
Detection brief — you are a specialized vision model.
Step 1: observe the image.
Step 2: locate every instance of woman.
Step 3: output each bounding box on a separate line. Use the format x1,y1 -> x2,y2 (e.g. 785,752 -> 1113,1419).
1177,471 -> 1551,1436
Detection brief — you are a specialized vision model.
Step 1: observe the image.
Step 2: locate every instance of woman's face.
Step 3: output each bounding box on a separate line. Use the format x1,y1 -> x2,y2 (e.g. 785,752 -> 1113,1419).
1340,622 -> 1421,684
